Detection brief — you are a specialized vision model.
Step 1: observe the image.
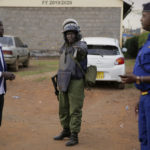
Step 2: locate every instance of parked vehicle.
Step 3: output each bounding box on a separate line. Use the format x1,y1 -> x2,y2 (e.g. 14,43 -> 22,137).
82,37 -> 127,89
0,35 -> 30,71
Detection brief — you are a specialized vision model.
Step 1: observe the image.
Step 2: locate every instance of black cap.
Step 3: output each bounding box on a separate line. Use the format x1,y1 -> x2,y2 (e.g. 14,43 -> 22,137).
143,2 -> 150,12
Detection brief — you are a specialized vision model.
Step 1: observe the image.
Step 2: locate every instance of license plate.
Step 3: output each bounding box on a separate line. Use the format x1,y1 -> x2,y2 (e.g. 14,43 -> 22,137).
96,72 -> 104,79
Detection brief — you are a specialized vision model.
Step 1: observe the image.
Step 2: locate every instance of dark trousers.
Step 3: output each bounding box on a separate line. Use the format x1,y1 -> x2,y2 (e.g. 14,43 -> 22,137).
0,94 -> 4,126
139,94 -> 150,150
59,79 -> 84,133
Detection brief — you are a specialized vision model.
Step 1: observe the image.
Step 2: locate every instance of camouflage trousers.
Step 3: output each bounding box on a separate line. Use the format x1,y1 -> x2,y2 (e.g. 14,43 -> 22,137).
58,79 -> 84,133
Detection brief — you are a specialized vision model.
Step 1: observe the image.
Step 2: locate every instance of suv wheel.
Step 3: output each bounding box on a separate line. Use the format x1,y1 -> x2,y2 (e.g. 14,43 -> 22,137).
11,58 -> 19,72
23,55 -> 30,67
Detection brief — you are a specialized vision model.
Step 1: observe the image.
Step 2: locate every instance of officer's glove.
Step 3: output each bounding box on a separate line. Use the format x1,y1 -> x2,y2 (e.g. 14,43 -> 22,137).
73,46 -> 87,62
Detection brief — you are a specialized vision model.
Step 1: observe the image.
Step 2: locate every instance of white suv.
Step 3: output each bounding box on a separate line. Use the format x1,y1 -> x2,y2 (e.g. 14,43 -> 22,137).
82,37 -> 126,89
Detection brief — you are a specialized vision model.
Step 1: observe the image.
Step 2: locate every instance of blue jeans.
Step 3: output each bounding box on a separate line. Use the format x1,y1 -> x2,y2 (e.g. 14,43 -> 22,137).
139,94 -> 150,150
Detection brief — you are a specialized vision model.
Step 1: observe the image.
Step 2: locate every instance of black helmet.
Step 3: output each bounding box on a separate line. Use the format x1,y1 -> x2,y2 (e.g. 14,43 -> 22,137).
62,19 -> 82,42
62,18 -> 79,28
63,23 -> 79,33
62,18 -> 80,33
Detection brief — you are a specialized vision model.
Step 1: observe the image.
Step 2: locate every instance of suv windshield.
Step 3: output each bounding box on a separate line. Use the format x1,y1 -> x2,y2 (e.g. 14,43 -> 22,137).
0,37 -> 13,47
87,45 -> 120,56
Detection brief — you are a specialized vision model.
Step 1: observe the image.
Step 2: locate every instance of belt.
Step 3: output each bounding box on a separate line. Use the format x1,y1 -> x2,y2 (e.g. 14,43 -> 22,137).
141,91 -> 149,95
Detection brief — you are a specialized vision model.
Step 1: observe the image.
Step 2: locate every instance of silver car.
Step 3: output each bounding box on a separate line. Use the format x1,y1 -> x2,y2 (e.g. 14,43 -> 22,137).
0,35 -> 30,71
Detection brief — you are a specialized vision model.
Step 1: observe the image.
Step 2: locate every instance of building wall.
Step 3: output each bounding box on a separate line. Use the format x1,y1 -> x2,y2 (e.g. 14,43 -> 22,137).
0,7 -> 121,50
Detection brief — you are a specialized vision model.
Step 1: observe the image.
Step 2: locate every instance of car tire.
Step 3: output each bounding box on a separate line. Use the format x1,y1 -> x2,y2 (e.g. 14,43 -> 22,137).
117,83 -> 125,89
11,58 -> 19,72
23,55 -> 30,67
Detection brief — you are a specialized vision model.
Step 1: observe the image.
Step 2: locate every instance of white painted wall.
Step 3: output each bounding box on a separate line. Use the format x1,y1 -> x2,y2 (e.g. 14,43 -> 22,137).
0,0 -> 123,7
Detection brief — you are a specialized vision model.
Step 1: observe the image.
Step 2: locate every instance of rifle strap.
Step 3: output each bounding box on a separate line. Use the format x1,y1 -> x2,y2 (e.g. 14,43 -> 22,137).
70,54 -> 85,75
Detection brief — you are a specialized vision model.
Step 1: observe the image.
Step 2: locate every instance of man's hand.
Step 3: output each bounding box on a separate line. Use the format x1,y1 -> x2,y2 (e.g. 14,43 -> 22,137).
2,72 -> 15,80
119,74 -> 136,84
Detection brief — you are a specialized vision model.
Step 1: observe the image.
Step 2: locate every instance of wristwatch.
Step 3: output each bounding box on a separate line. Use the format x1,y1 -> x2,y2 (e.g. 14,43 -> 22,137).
136,76 -> 141,84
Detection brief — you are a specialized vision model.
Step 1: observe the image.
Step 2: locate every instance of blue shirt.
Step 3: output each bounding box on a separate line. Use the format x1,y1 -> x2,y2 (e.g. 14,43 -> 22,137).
133,33 -> 150,91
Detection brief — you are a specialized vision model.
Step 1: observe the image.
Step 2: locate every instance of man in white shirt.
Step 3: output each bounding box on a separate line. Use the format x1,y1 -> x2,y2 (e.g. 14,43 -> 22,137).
0,20 -> 15,126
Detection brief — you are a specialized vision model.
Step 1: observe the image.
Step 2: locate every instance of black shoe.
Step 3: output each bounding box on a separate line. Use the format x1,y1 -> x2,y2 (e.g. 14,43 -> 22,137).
54,129 -> 71,140
66,132 -> 78,146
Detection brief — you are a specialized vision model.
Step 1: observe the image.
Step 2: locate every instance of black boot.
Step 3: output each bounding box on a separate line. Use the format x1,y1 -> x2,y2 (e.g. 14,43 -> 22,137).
54,129 -> 71,140
66,132 -> 78,146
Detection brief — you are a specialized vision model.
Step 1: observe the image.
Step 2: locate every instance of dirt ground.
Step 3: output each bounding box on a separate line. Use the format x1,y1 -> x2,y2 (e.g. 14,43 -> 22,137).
0,64 -> 141,150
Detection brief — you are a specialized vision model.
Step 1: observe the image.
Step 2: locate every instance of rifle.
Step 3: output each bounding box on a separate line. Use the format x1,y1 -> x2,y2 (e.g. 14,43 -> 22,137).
51,74 -> 59,96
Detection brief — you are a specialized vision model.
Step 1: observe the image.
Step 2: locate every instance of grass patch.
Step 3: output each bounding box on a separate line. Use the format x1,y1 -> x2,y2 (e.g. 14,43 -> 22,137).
125,59 -> 135,73
124,59 -> 136,89
125,59 -> 135,67
16,58 -> 136,79
34,76 -> 48,82
32,59 -> 58,66
17,67 -> 57,76
125,84 -> 136,89
16,59 -> 59,76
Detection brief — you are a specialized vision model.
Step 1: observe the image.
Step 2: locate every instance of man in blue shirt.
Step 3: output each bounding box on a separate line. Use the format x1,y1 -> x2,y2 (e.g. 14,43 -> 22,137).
120,3 -> 150,150
0,20 -> 15,126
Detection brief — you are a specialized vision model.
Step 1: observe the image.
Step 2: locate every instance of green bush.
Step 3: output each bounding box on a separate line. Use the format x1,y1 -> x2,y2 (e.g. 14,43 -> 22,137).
138,32 -> 149,48
124,36 -> 138,58
124,32 -> 149,58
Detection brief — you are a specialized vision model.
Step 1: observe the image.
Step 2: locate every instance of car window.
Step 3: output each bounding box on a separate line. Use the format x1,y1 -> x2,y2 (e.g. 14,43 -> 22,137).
15,37 -> 24,47
0,37 -> 13,47
87,45 -> 120,56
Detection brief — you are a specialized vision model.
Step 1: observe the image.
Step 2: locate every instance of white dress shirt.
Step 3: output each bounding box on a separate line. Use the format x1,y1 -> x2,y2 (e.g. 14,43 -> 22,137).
0,44 -> 5,94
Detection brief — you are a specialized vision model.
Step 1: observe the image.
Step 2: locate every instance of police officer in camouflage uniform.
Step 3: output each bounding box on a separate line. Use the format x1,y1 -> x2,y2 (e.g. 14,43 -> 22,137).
120,3 -> 150,150
53,19 -> 87,146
